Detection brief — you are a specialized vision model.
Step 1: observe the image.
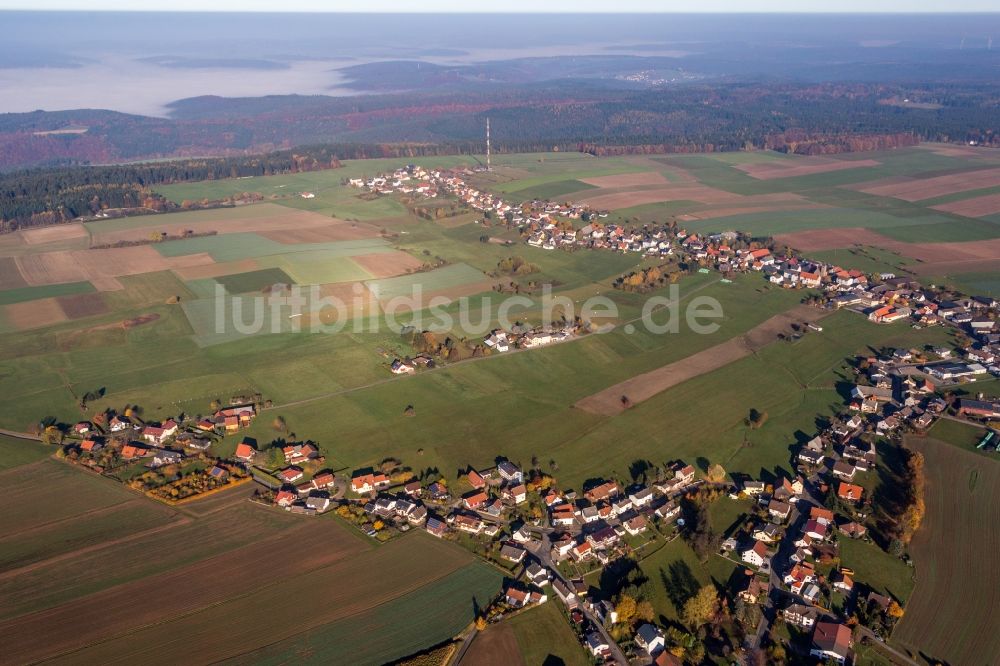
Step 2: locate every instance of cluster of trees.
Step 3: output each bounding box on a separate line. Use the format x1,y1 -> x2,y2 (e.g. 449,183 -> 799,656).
896,450 -> 926,546
745,409 -> 769,430
494,256 -> 538,276
682,488 -> 725,561
614,262 -> 682,293
0,147 -> 343,231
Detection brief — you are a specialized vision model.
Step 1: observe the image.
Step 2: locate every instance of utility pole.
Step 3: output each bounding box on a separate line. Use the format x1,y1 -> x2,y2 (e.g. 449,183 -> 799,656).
486,117 -> 492,172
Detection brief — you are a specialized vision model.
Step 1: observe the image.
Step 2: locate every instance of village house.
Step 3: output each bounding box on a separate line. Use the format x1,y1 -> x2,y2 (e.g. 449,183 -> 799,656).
831,460 -> 858,482
584,480 -> 620,503
624,514 -> 648,536
768,499 -> 792,522
141,419 -> 178,445
351,470 -> 390,494
741,541 -> 772,568
753,523 -> 782,544
453,513 -> 483,534
737,575 -> 770,605
234,441 -> 256,463
635,623 -> 666,656
278,467 -> 304,483
425,516 -> 447,537
505,585 -> 546,608
810,622 -> 852,665
782,603 -> 823,629
463,490 -> 489,510
837,482 -> 864,503
655,501 -> 681,522
500,543 -> 527,564
282,443 -> 319,464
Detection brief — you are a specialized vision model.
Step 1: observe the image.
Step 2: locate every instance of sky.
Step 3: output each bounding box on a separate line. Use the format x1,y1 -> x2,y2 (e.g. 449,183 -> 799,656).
1,0 -> 998,11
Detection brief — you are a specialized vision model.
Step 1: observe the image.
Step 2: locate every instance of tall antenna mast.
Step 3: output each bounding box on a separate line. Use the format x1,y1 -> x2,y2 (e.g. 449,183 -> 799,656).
486,117 -> 492,172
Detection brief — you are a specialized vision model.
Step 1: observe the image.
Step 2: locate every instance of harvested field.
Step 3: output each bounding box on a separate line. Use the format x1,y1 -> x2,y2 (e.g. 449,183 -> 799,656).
366,263 -> 490,301
893,436 -> 1000,665
578,186 -> 803,211
257,223 -> 381,244
76,247 -> 214,278
736,157 -> 880,180
87,205 -> 374,245
171,258 -> 259,281
680,201 -> 830,221
20,223 -> 88,245
3,297 -> 68,330
918,143 -> 1000,158
579,171 -> 670,188
89,276 -> 124,291
775,228 -> 1000,275
16,247 -> 216,287
0,530 -> 483,665
352,250 -> 425,278
16,250 -> 89,285
379,280 -> 496,313
0,521 -> 366,664
575,305 -> 828,416
459,622 -> 525,666
55,292 -> 108,319
854,167 -> 1000,201
0,257 -> 28,290
931,192 -> 1000,218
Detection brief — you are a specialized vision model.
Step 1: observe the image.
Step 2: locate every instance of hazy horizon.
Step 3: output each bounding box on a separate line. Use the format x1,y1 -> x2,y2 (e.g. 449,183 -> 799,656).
2,11 -> 999,116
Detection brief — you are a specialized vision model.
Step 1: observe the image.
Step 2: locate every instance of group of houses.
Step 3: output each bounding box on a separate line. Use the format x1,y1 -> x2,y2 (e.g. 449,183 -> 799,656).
348,165 -> 605,232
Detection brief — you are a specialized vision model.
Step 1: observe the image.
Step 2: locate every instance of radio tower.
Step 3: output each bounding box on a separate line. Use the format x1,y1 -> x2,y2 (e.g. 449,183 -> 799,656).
486,117 -> 492,172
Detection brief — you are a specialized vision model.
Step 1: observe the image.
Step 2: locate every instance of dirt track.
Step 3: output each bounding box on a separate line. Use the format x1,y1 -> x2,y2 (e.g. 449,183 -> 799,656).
575,305 -> 828,416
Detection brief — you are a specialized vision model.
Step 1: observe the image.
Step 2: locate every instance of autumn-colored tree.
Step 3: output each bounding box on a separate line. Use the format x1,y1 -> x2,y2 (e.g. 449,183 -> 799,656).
272,416 -> 287,432
615,594 -> 637,624
681,585 -> 719,630
706,463 -> 726,483
475,616 -> 487,631
635,600 -> 655,623
887,601 -> 905,619
42,425 -> 63,446
209,399 -> 221,412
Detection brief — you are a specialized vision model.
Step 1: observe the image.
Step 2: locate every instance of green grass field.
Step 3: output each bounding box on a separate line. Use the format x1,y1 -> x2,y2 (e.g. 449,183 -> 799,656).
215,267 -> 296,293
508,600 -> 590,666
838,536 -> 915,603
0,281 -> 96,306
506,178 -> 596,201
243,559 -> 503,666
0,434 -> 50,470
924,418 -> 994,457
365,262 -> 489,299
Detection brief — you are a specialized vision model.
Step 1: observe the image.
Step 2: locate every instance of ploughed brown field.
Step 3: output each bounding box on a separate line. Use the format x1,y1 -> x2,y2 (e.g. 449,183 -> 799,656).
852,166 -> 1000,201
931,192 -> 1000,218
352,250 -> 426,278
893,436 -> 1000,665
20,223 -> 89,245
678,202 -> 830,221
773,228 -> 1000,275
0,501 -> 478,664
55,292 -> 109,319
575,304 -> 828,416
735,157 -> 881,180
87,205 -> 378,245
577,186 -> 806,210
4,297 -> 69,329
579,171 -> 671,188
458,622 -> 526,666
